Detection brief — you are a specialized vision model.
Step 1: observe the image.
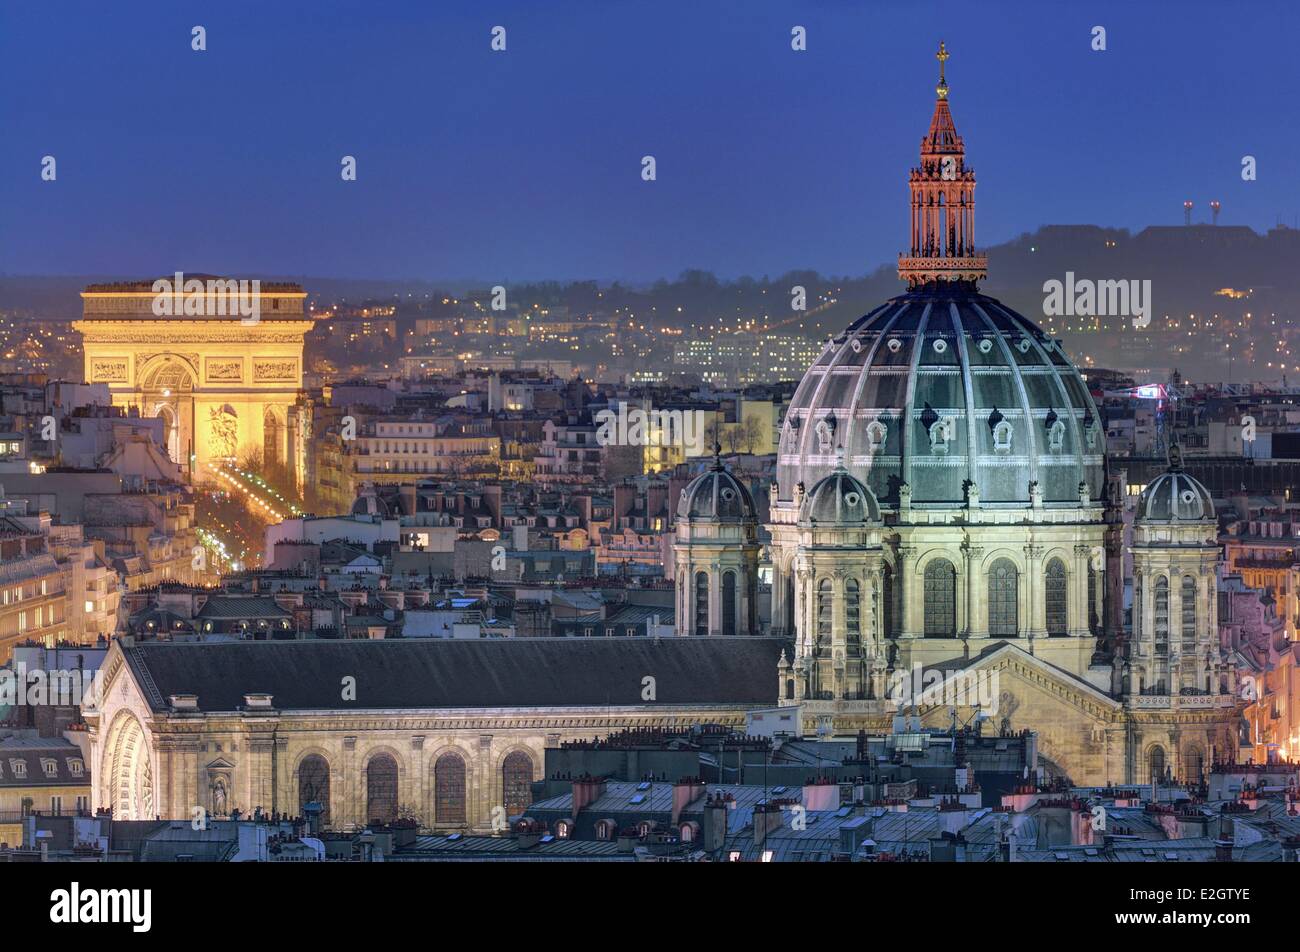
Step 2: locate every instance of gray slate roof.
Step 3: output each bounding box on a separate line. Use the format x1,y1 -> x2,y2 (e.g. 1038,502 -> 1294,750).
121,637 -> 789,713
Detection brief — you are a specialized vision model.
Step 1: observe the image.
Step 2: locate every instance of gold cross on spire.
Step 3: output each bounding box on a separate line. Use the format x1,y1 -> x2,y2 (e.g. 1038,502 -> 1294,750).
936,40 -> 950,99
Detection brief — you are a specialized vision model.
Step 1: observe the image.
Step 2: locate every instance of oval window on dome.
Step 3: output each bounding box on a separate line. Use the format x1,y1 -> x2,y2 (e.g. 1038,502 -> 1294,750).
721,488 -> 736,502
1180,489 -> 1197,505
977,339 -> 993,354
844,491 -> 861,508
1017,339 -> 1031,353
887,338 -> 902,353
850,338 -> 863,353
932,339 -> 948,354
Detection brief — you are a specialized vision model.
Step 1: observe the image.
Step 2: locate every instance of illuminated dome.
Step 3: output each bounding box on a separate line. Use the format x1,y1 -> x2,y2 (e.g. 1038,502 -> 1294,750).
1136,460 -> 1214,523
777,287 -> 1104,508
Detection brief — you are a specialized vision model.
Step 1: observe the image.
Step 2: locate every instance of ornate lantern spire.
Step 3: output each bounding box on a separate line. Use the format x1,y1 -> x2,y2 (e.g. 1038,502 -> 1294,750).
898,42 -> 988,289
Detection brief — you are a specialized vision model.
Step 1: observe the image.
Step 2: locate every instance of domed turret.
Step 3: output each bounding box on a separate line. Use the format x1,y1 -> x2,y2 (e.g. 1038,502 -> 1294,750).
672,446 -> 761,636
1135,447 -> 1214,522
677,450 -> 757,523
799,454 -> 881,525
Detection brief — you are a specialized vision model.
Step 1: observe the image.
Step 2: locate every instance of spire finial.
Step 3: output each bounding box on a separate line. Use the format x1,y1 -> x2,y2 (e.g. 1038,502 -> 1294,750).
936,40 -> 950,99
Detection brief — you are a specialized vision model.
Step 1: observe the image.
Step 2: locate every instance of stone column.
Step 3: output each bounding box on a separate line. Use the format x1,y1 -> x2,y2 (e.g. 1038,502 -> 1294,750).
411,736 -> 426,823
896,545 -> 916,638
1022,544 -> 1043,638
1071,544 -> 1090,637
770,562 -> 786,638
964,543 -> 985,638
709,567 -> 722,636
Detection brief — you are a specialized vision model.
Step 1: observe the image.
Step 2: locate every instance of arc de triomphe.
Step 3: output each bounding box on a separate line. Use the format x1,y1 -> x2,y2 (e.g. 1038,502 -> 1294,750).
74,278 -> 314,479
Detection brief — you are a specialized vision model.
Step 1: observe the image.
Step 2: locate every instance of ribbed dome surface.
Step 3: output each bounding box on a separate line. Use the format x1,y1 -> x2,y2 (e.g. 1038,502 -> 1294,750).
677,465 -> 757,523
800,466 -> 881,525
777,287 -> 1104,508
1136,469 -> 1215,522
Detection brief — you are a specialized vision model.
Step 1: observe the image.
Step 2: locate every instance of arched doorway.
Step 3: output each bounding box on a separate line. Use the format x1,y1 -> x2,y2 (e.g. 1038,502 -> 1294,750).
140,357 -> 196,465
102,712 -> 154,820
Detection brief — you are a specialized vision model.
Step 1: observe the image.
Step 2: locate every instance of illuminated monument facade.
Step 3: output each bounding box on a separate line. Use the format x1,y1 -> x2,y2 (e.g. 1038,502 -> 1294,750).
74,279 -> 313,478
764,44 -> 1241,786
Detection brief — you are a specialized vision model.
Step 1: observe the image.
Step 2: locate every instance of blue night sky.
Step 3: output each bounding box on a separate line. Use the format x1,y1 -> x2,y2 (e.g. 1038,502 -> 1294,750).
1,0 -> 1295,282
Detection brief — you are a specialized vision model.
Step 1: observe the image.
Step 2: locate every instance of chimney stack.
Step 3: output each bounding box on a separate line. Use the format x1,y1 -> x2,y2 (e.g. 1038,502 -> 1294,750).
671,777 -> 705,826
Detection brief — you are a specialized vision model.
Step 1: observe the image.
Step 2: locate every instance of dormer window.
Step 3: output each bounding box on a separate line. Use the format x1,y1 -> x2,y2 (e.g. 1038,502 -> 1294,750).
928,419 -> 951,455
865,420 -> 887,454
1045,421 -> 1066,455
993,422 -> 1013,454
815,416 -> 836,453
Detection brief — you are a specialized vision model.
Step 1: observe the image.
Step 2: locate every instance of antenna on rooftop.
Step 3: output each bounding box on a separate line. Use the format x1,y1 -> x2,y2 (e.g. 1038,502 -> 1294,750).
1183,201 -> 1194,226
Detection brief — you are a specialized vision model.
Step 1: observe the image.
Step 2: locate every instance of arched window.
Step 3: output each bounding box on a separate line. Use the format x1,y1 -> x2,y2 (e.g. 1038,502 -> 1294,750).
1154,576 -> 1170,693
502,751 -> 534,818
1184,747 -> 1204,784
722,571 -> 736,635
1088,563 -> 1099,634
923,559 -> 957,637
298,754 -> 331,825
680,823 -> 695,843
366,754 -> 398,825
1149,746 -> 1166,784
1181,576 -> 1197,644
1045,559 -> 1068,636
555,820 -> 571,839
434,752 -> 466,825
988,559 -> 1019,636
694,571 -> 708,636
845,579 -> 860,643
817,579 -> 833,643
595,819 -> 615,841
882,563 -> 895,637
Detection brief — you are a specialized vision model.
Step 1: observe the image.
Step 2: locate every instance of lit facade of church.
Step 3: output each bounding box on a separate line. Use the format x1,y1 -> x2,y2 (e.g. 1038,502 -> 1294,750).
677,44 -> 1242,786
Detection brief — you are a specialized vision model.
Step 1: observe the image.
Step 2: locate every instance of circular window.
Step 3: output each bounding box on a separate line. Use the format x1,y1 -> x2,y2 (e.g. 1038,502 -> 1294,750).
932,339 -> 948,354
977,338 -> 993,354
1017,339 -> 1031,353
844,492 -> 861,507
887,338 -> 902,353
850,338 -> 863,353
721,488 -> 735,502
1180,489 -> 1197,505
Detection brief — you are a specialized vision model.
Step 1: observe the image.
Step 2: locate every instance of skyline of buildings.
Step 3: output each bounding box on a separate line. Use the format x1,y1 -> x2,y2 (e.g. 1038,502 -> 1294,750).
0,28 -> 1294,952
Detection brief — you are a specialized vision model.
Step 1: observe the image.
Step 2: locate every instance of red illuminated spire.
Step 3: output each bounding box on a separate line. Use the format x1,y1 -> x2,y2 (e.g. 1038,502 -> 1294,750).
898,41 -> 988,289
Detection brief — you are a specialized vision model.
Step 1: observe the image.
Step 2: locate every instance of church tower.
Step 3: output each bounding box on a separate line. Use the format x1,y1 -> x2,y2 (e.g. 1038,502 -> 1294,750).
673,447 -> 761,635
897,41 -> 988,289
1123,446 -> 1232,783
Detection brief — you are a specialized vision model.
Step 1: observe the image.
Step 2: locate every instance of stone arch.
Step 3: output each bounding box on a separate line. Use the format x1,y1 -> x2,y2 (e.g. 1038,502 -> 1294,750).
1045,557 -> 1069,636
137,353 -> 199,393
986,557 -> 1020,637
1145,743 -> 1168,784
920,554 -> 959,637
361,746 -> 408,826
431,747 -> 470,827
101,710 -> 154,820
294,749 -> 333,825
426,743 -> 473,827
497,745 -> 539,819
